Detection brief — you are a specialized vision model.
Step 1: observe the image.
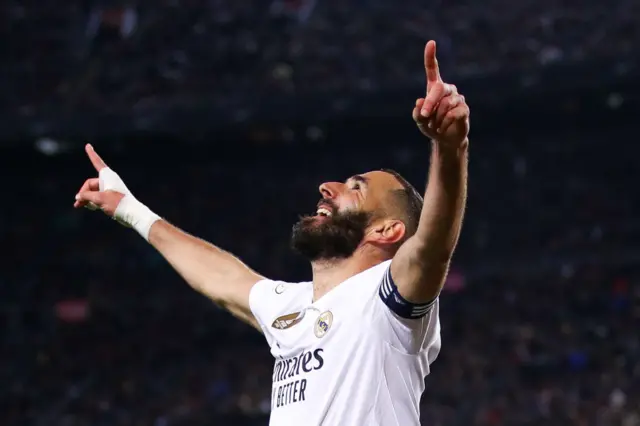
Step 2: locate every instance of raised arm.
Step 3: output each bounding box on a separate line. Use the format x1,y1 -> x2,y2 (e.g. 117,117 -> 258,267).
74,144 -> 264,330
390,41 -> 470,304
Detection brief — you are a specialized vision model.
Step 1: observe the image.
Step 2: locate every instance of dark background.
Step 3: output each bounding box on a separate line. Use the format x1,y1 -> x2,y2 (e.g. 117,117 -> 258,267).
2,1 -> 639,425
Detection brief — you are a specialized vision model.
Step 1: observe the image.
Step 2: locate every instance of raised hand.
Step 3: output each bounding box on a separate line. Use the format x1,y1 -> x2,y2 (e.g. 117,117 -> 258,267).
413,41 -> 470,147
73,144 -> 128,218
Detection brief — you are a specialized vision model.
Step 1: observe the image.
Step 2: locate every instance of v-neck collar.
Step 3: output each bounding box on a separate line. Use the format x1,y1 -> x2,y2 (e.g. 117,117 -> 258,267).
305,262 -> 385,310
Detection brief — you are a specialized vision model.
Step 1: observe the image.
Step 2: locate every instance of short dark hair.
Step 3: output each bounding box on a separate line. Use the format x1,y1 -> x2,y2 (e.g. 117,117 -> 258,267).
380,169 -> 424,241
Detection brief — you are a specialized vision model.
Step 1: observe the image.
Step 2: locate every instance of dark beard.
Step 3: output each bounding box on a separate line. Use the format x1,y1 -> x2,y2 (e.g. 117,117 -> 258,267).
290,210 -> 372,262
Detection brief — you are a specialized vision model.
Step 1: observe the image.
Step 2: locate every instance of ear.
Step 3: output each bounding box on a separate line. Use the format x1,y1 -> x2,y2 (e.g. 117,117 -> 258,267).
365,219 -> 406,246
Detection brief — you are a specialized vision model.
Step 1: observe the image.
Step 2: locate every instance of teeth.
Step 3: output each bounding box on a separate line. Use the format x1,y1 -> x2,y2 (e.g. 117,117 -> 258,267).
316,207 -> 332,217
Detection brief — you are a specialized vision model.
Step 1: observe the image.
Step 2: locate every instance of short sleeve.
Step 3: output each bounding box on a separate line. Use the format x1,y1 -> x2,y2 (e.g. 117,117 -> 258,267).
368,266 -> 442,357
249,279 -> 274,335
248,278 -> 313,349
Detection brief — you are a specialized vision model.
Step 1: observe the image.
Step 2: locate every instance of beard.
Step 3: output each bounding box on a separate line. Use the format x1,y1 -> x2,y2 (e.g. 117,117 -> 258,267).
290,205 -> 372,262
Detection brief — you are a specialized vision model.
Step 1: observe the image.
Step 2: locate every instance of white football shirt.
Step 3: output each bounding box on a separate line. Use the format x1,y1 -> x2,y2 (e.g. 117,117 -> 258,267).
249,260 -> 441,426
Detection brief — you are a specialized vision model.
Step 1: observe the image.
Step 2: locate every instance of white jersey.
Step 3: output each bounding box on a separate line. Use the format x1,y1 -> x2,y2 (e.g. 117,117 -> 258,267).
249,260 -> 441,426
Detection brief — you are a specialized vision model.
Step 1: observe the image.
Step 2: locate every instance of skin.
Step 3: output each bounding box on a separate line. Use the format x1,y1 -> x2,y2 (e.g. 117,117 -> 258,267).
307,171 -> 411,301
74,40 -> 469,329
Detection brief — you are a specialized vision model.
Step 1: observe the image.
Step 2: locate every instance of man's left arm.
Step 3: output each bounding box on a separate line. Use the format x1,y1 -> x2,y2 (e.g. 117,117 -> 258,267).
389,40 -> 470,310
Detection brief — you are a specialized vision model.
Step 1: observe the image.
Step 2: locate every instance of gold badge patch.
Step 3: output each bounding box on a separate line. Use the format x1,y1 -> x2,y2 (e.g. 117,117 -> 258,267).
272,312 -> 303,330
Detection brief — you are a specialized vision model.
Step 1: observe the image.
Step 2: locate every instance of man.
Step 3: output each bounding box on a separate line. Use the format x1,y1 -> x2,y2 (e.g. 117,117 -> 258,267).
74,40 -> 469,425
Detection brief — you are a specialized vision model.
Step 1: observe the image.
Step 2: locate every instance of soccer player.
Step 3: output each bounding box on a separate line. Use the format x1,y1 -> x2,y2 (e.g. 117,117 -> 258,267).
74,40 -> 469,425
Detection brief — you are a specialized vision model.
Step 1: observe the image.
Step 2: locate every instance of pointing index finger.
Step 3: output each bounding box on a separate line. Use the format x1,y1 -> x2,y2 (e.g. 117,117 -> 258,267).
85,143 -> 107,171
424,40 -> 441,88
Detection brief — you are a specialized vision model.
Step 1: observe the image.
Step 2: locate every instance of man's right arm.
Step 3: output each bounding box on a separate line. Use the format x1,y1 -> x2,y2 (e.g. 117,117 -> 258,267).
74,144 -> 265,331
148,220 -> 264,329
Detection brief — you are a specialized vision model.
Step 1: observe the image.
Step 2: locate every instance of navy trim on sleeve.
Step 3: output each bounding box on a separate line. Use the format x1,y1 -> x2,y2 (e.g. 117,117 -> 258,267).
378,267 -> 436,319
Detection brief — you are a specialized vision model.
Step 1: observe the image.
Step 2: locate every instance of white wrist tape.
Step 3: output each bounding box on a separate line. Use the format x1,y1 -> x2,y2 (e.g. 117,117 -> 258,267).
114,195 -> 161,242
98,167 -> 160,241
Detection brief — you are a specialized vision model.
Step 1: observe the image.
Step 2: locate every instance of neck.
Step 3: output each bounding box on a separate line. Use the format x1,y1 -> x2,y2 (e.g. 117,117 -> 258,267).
310,248 -> 388,302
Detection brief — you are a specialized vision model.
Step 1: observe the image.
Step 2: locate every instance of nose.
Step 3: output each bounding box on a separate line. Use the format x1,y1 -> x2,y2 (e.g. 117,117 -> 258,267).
319,181 -> 343,199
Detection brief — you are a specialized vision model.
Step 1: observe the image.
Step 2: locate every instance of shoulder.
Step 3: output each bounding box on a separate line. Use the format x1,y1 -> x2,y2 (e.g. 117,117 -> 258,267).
249,278 -> 312,322
360,260 -> 441,355
353,260 -> 392,291
251,277 -> 312,296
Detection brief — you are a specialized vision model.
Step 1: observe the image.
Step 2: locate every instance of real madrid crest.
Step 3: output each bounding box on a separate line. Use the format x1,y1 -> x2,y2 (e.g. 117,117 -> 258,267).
314,311 -> 333,338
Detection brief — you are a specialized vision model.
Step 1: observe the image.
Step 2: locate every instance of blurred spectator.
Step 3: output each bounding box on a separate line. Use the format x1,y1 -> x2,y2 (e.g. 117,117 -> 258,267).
1,2 -> 640,424
1,0 -> 639,113
2,112 -> 639,425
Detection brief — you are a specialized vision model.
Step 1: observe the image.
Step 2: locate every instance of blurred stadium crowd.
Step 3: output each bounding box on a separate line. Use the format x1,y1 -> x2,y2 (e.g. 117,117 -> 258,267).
2,0 -> 640,425
2,0 -> 639,114
3,113 -> 640,425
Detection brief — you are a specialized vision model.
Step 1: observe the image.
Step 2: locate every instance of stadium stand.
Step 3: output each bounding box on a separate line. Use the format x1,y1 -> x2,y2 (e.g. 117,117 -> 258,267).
1,1 -> 639,425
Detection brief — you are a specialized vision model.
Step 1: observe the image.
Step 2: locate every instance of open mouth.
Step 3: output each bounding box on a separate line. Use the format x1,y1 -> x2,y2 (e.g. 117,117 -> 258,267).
316,207 -> 333,217
315,201 -> 334,218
